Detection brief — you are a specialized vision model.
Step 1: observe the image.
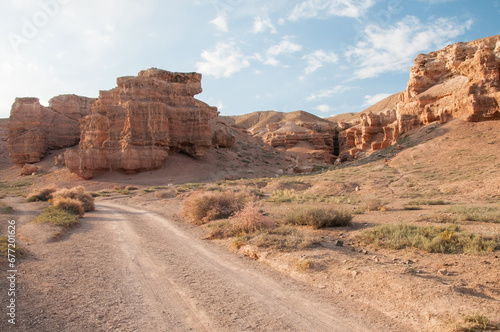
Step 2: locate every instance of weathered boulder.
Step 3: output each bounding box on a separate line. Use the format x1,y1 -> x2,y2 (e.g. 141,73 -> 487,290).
7,95 -> 95,165
20,164 -> 40,176
213,127 -> 236,149
65,68 -> 218,179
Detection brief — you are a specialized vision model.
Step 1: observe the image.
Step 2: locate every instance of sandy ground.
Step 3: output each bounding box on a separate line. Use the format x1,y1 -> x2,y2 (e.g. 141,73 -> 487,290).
0,197 -> 407,331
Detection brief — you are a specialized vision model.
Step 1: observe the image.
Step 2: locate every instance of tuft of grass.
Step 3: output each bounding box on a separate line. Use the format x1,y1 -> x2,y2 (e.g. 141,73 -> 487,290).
182,190 -> 249,224
251,225 -> 317,251
408,199 -> 450,206
450,313 -> 500,332
294,259 -> 313,272
403,205 -> 423,211
33,206 -> 80,227
284,205 -> 352,229
231,204 -> 275,234
363,197 -> 386,211
357,224 -> 497,254
0,202 -> 14,214
52,187 -> 95,212
417,213 -> 459,224
26,187 -> 57,202
53,197 -> 85,216
267,189 -> 300,203
447,205 -> 500,223
0,236 -> 25,261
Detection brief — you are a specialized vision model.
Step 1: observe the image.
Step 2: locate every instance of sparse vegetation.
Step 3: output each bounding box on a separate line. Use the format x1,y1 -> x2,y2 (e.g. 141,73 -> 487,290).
33,206 -> 80,227
284,205 -> 352,228
449,313 -> 500,332
447,205 -> 500,223
52,186 -> 95,212
357,224 -> 497,254
363,196 -> 386,211
231,203 -> 275,234
0,202 -> 13,214
26,187 -> 57,202
0,236 -> 25,261
182,190 -> 249,224
407,199 -> 449,206
251,225 -> 317,251
53,197 -> 85,216
293,258 -> 313,272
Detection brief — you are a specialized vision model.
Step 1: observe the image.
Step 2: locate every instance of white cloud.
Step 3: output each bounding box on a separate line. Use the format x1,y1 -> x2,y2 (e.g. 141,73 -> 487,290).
363,93 -> 391,107
267,38 -> 303,56
316,104 -> 331,113
289,0 -> 375,21
210,14 -> 228,32
253,16 -> 277,34
307,85 -> 350,101
345,15 -> 473,79
196,42 -> 250,78
303,49 -> 338,74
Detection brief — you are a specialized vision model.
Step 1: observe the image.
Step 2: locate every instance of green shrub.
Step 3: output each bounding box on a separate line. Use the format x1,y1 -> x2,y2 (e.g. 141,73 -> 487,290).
284,205 -> 352,228
357,224 -> 497,254
182,190 -> 249,224
33,206 -> 80,227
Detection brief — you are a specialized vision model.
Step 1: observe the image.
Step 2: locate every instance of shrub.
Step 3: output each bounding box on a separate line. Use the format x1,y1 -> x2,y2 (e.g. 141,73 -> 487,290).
33,206 -> 80,227
294,259 -> 313,272
53,197 -> 85,216
357,224 -> 497,254
284,205 -> 352,228
0,202 -> 13,214
251,225 -> 317,251
182,190 -> 248,224
231,203 -> 275,234
52,186 -> 95,212
26,187 -> 57,202
447,205 -> 500,223
0,236 -> 24,260
407,199 -> 449,206
364,197 -> 386,211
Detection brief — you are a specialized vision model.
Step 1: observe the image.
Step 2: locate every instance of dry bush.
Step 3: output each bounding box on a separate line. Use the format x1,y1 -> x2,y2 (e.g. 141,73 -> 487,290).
182,190 -> 249,224
363,196 -> 386,211
26,187 -> 57,202
231,203 -> 275,234
53,197 -> 85,216
284,205 -> 352,228
52,186 -> 95,212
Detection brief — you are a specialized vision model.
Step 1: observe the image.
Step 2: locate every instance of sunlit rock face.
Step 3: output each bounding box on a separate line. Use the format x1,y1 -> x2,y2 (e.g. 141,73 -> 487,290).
65,68 -> 218,179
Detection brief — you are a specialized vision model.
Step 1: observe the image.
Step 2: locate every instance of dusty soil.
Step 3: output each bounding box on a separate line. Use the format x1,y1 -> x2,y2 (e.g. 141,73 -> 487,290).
0,118 -> 499,331
1,197 -> 406,331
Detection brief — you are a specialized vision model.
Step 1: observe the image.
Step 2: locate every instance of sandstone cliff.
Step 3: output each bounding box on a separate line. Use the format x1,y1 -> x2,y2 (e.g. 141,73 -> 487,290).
339,35 -> 500,156
65,68 -> 218,179
229,111 -> 338,163
7,95 -> 95,165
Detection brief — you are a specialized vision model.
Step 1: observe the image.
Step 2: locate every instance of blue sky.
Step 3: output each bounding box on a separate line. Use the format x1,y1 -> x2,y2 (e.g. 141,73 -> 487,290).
0,0 -> 498,119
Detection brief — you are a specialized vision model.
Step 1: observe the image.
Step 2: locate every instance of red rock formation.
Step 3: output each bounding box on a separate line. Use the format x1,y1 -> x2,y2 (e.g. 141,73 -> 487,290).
338,35 -> 500,156
7,95 -> 95,165
65,68 -> 218,179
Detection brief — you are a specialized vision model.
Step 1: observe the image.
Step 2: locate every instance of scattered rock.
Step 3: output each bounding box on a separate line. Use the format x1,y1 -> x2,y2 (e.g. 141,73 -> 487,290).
334,240 -> 344,247
21,164 -> 40,176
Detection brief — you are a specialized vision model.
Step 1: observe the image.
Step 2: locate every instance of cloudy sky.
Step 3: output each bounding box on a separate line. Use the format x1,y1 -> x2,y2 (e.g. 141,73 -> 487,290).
0,0 -> 498,119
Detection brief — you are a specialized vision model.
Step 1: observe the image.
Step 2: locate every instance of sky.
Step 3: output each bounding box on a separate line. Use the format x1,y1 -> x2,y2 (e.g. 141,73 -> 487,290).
0,0 -> 499,120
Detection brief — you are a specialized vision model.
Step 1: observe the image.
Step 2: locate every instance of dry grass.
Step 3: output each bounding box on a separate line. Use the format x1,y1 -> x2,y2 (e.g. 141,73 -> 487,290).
284,205 -> 352,228
448,313 -> 500,331
26,187 -> 57,202
53,197 -> 85,216
447,205 -> 500,223
231,203 -> 275,234
52,186 -> 95,212
33,206 -> 80,227
357,224 -> 497,255
293,259 -> 313,272
0,202 -> 13,214
0,236 -> 25,261
182,190 -> 249,224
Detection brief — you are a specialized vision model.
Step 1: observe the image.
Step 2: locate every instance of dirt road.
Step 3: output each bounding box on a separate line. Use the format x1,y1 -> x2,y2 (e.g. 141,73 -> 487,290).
3,200 -> 408,331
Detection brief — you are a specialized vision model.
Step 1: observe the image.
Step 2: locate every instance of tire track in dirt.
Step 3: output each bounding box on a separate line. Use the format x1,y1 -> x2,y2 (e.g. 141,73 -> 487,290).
99,202 -> 400,331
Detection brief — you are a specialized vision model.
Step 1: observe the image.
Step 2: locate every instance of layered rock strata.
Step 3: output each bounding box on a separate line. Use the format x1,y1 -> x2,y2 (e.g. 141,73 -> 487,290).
64,68 -> 218,179
7,95 -> 95,165
340,35 -> 500,155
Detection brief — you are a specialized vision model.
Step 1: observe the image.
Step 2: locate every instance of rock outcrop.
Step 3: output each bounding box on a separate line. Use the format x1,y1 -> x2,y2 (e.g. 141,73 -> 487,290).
230,111 -> 338,164
7,95 -> 95,165
339,34 -> 500,156
65,68 -> 218,179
